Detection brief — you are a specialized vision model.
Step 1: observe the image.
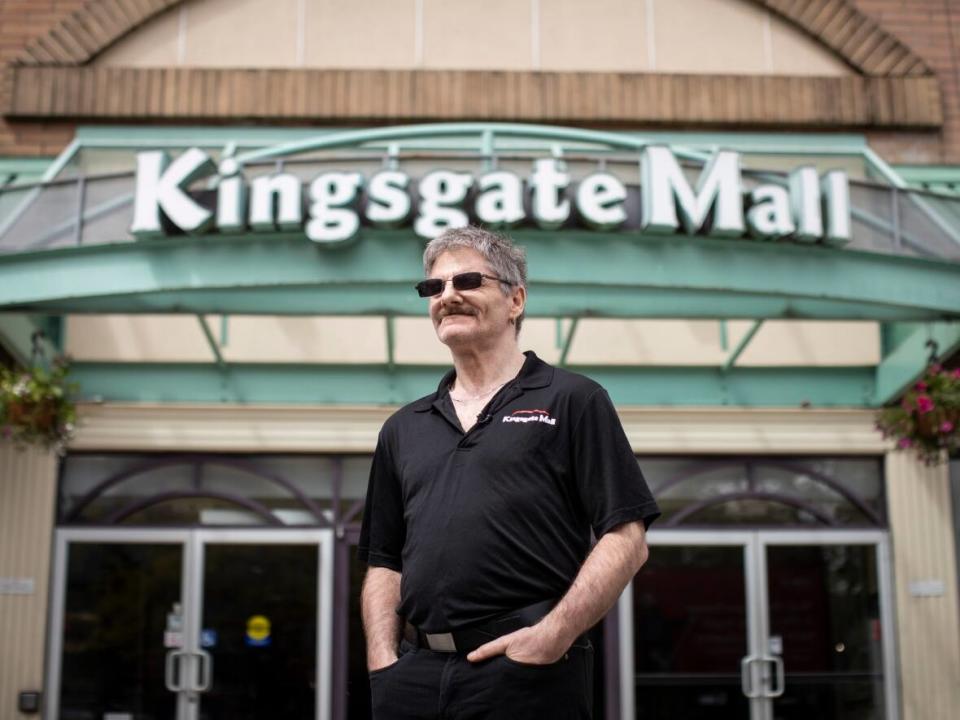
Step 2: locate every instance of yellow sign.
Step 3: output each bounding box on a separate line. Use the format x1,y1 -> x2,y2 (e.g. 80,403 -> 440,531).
245,615 -> 271,647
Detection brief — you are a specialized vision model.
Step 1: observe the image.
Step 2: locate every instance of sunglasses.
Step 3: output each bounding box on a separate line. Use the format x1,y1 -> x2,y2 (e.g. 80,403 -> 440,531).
415,272 -> 514,298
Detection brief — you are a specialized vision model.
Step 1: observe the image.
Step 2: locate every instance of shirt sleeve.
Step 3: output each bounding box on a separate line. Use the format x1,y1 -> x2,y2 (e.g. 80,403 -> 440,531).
357,429 -> 405,571
570,387 -> 661,538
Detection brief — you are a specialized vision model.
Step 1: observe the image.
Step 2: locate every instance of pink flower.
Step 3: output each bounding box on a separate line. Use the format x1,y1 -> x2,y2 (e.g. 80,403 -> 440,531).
953,368 -> 960,379
941,421 -> 955,434
898,437 -> 914,448
915,380 -> 928,391
916,395 -> 934,414
930,363 -> 942,374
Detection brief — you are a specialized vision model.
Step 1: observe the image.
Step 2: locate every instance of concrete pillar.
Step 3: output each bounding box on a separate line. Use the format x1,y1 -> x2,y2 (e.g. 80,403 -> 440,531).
885,452 -> 960,720
0,442 -> 57,718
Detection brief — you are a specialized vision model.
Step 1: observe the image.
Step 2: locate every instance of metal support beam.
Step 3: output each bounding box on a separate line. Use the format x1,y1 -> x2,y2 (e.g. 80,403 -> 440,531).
559,318 -> 579,367
873,321 -> 960,403
723,320 -> 763,372
4,232 -> 959,320
68,362 -> 876,408
386,314 -> 396,371
196,315 -> 226,369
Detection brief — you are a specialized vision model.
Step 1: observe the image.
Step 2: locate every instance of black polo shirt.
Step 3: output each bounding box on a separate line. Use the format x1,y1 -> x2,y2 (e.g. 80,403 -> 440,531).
358,351 -> 660,632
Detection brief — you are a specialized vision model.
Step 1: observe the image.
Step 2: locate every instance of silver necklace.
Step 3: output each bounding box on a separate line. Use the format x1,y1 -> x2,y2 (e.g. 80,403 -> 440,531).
449,380 -> 509,403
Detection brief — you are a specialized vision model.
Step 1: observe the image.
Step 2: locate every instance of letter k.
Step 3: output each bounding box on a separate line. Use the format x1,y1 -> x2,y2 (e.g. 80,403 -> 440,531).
131,148 -> 216,236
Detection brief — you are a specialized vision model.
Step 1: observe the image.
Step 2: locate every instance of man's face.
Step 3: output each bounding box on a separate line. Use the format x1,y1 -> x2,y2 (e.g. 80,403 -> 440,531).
426,247 -> 524,350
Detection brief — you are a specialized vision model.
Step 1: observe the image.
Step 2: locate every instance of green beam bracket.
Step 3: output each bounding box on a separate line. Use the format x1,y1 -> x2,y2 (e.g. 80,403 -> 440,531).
196,315 -> 226,369
719,320 -> 729,351
69,362 -> 876,408
0,314 -> 60,367
386,314 -> 396,371
722,320 -> 763,372
873,322 -> 960,404
559,318 -> 580,367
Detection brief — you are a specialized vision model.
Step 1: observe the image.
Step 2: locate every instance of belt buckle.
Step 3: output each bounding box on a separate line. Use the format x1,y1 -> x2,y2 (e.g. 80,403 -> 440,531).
424,632 -> 457,652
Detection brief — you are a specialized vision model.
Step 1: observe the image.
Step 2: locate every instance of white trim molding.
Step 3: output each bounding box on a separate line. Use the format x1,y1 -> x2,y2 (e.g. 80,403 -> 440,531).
71,403 -> 889,454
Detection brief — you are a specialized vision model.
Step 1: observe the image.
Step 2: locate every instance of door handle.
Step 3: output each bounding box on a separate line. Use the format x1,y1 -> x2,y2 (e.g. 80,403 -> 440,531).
164,650 -> 188,692
193,649 -> 214,692
740,655 -> 761,698
763,655 -> 785,698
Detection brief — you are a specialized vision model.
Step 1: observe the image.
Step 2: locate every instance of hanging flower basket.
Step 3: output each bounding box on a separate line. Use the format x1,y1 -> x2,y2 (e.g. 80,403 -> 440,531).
0,356 -> 78,454
875,362 -> 960,466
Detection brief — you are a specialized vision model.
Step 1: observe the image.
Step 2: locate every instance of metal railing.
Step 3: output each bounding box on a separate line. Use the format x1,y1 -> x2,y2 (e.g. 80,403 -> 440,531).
1,144 -> 959,263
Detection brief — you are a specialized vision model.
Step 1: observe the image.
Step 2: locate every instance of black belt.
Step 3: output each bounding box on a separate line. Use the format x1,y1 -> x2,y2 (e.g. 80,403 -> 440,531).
404,599 -> 585,654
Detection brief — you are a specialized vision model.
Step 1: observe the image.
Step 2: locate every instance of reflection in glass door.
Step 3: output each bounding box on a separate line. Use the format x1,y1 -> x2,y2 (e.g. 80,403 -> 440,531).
621,531 -> 896,720
629,534 -> 755,719
760,535 -> 892,720
195,539 -> 320,719
47,529 -> 333,720
53,536 -> 184,720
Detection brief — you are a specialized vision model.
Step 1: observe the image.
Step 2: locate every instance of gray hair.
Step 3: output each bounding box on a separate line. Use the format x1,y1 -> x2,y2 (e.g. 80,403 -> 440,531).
423,225 -> 528,334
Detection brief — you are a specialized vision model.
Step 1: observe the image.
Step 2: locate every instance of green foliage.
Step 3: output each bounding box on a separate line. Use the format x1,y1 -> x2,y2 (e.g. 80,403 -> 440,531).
0,356 -> 78,454
875,363 -> 960,465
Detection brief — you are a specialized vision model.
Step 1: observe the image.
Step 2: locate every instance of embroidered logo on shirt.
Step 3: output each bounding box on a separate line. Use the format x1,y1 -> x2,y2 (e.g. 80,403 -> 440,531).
502,409 -> 557,426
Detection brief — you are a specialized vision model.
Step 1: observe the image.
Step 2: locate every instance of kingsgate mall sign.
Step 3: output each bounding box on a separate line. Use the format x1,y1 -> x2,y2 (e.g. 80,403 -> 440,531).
130,146 -> 850,246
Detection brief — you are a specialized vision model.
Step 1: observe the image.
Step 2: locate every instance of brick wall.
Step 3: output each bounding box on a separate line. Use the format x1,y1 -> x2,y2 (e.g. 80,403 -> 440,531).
856,0 -> 960,163
1,0 -> 959,164
0,0 -> 82,157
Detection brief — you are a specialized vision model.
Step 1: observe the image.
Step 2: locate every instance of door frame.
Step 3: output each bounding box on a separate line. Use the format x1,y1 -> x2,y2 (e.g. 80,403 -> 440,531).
45,527 -> 335,720
617,529 -> 898,720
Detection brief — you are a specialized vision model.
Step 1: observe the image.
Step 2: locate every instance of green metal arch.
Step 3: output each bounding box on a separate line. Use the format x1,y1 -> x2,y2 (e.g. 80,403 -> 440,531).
234,122 -> 711,165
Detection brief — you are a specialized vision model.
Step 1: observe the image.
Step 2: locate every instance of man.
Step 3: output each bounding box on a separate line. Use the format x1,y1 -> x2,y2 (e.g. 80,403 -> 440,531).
359,225 -> 660,719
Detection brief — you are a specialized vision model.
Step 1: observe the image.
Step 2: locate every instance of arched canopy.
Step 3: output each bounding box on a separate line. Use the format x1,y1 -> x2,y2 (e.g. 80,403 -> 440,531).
0,123 -> 958,407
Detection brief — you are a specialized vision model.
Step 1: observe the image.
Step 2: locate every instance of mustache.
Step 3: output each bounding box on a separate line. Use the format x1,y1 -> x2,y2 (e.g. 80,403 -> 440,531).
439,308 -> 476,319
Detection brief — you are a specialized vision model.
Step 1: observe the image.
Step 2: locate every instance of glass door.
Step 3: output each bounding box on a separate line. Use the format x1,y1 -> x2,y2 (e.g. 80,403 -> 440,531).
623,531 -> 760,720
48,529 -> 190,720
758,531 -> 895,720
48,529 -> 334,720
620,531 -> 896,720
190,530 -> 331,720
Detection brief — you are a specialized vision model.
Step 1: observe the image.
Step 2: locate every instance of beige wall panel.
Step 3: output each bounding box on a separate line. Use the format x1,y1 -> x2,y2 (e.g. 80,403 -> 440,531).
539,0 -> 648,72
96,6 -> 180,67
567,320 -> 727,365
422,0 -> 532,70
653,0 -> 766,73
183,0 -> 299,68
563,320 -> 879,366
885,454 -> 960,720
0,444 -> 57,718
769,17 -> 850,77
218,316 -> 387,363
304,0 -> 416,69
66,315 -> 211,362
733,321 -> 880,366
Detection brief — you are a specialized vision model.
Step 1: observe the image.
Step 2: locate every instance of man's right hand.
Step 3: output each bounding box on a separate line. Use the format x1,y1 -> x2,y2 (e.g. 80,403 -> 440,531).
368,650 -> 400,673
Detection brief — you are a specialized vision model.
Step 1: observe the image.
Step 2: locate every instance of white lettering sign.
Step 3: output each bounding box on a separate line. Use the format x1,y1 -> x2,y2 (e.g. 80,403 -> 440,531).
129,147 -> 851,248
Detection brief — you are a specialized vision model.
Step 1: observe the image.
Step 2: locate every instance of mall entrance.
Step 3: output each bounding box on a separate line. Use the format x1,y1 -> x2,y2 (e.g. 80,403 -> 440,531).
46,528 -> 334,720
623,530 -> 895,720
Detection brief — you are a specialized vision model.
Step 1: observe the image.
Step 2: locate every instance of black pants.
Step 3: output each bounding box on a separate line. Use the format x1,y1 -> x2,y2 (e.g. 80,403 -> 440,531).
369,638 -> 594,720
